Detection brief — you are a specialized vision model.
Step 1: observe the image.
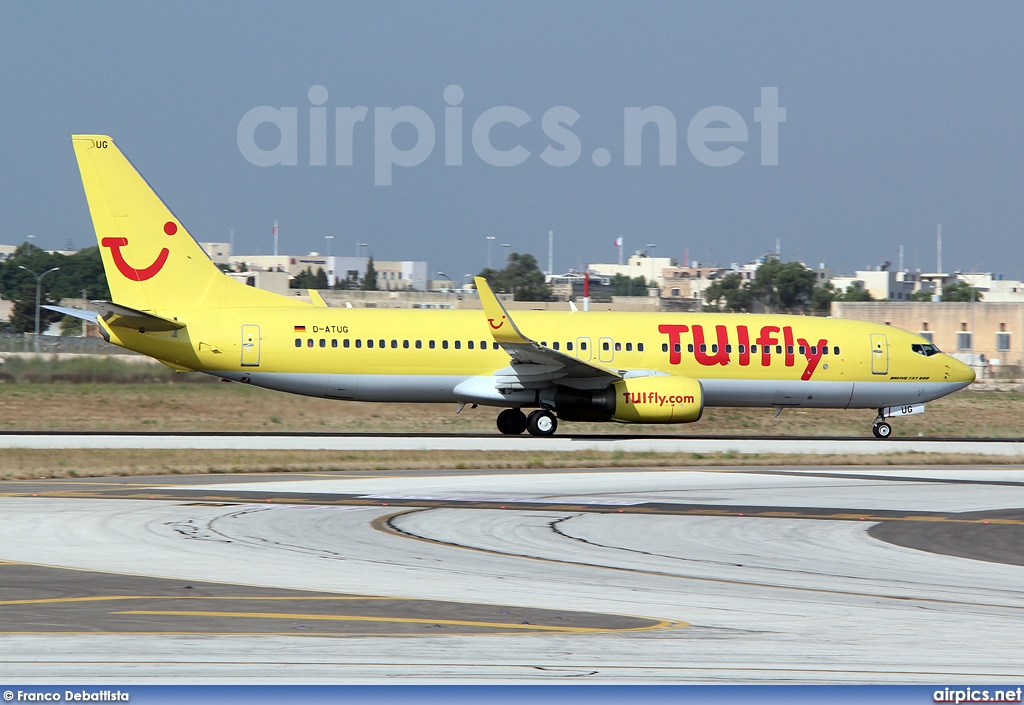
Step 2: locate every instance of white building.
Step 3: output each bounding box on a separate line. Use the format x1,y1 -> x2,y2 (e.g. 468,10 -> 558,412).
589,254 -> 678,287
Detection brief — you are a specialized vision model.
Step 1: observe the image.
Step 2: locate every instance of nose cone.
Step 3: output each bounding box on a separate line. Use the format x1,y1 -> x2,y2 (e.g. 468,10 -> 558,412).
946,356 -> 977,385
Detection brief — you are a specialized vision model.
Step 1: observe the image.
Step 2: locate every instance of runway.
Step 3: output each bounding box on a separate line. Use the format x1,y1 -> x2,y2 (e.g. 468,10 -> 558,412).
2,431 -> 1024,455
1,465 -> 1024,682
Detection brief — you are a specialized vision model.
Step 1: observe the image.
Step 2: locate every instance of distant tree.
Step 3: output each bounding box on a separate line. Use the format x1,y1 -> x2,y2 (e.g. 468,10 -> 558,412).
609,273 -> 650,297
705,273 -> 753,311
751,260 -> 816,312
9,284 -> 61,334
809,282 -> 837,313
839,281 -> 874,301
942,281 -> 983,302
910,290 -> 934,302
313,267 -> 329,289
60,314 -> 83,336
0,244 -> 109,303
476,252 -> 553,301
361,257 -> 378,290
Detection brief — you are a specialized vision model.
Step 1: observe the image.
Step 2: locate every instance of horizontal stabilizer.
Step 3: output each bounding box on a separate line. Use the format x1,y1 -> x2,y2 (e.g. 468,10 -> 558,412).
41,306 -> 99,323
92,302 -> 185,332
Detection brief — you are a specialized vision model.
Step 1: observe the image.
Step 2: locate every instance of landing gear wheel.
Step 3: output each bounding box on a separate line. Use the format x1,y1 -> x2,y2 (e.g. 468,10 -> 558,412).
872,422 -> 892,439
496,408 -> 527,435
526,409 -> 558,437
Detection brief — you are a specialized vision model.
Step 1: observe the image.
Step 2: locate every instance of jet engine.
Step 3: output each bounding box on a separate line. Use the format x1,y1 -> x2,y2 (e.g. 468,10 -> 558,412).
553,375 -> 704,424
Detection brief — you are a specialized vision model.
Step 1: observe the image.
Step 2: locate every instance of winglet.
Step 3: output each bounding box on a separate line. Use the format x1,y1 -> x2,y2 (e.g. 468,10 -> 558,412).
474,276 -> 531,345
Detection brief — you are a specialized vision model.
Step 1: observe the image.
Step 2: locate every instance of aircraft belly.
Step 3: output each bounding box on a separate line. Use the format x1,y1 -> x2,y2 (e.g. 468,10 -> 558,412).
210,371 -> 466,403
701,379 -> 856,408
847,381 -> 971,408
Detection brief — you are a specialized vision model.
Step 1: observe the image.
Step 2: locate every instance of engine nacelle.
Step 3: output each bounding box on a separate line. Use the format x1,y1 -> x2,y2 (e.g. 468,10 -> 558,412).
610,376 -> 704,423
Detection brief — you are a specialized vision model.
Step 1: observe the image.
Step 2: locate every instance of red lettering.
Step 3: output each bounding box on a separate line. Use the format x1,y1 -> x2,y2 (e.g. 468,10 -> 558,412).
756,326 -> 779,367
783,326 -> 795,367
658,324 -> 689,365
798,338 -> 828,380
738,325 -> 750,366
692,325 -> 730,366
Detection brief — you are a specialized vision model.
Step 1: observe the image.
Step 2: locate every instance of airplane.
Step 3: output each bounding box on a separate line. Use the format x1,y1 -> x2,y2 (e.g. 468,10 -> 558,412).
53,134 -> 976,439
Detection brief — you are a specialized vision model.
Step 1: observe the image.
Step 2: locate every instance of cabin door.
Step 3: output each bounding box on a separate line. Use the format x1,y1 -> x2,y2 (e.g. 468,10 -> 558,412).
870,333 -> 888,375
241,325 -> 261,366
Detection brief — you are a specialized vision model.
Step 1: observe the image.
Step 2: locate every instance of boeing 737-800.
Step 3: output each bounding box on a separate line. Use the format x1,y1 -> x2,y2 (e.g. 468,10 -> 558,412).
53,135 -> 975,438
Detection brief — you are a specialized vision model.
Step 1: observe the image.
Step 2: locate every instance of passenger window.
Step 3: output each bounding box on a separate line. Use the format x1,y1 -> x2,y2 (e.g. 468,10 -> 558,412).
307,339 -> 314,348
403,340 -> 409,349
344,339 -> 350,348
442,340 -> 449,349
581,342 -> 588,351
775,345 -> 782,354
625,343 -> 632,352
389,340 -> 396,348
738,344 -> 745,354
468,341 -> 474,350
687,344 -> 693,353
637,343 -> 644,352
764,345 -> 771,355
415,340 -> 422,349
751,344 -> 757,353
820,346 -> 827,355
709,344 -> 716,353
603,342 -> 610,351
429,340 -> 436,349
615,342 -> 622,351
675,343 -> 682,353
455,340 -> 462,350
379,339 -> 385,348
332,339 -> 338,348
725,344 -> 732,353
553,342 -> 560,351
567,341 -> 574,351
320,339 -> 326,348
809,346 -> 815,355
294,338 -> 301,348
833,346 -> 840,355
662,343 -> 668,352
786,345 -> 793,354
367,339 -> 374,348
355,339 -> 362,348
492,342 -> 499,350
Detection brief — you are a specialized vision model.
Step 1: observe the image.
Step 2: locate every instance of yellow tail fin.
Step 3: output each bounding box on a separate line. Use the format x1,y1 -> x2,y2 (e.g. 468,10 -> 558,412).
72,135 -> 305,314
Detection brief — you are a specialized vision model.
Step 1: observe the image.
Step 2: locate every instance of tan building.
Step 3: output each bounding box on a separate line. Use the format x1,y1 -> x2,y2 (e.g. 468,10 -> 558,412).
831,301 -> 1023,376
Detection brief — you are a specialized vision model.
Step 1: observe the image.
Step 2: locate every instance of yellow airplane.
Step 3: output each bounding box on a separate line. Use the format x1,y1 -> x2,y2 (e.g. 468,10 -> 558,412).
55,135 -> 975,439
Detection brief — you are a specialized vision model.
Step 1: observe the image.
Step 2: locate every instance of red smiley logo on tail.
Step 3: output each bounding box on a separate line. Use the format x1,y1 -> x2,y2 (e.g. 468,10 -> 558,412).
488,316 -> 505,330
101,221 -> 175,281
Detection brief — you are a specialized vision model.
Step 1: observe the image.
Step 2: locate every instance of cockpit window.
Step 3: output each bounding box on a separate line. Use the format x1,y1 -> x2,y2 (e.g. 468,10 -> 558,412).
911,342 -> 941,357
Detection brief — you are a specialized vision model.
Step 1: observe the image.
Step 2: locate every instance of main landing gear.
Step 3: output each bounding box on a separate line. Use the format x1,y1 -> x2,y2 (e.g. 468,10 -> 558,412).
872,409 -> 892,439
496,408 -> 558,437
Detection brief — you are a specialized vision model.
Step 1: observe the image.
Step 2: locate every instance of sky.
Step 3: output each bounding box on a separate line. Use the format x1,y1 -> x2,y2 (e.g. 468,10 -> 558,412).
2,1 -> 1023,282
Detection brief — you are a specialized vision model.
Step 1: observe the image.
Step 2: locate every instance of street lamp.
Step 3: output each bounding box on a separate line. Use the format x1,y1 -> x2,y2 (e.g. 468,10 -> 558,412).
436,271 -> 450,291
18,265 -> 60,353
357,242 -> 368,257
324,235 -> 333,258
486,236 -> 495,270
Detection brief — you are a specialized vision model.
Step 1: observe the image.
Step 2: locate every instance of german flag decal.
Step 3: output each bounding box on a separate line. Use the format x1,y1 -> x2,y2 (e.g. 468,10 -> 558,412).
294,325 -> 306,332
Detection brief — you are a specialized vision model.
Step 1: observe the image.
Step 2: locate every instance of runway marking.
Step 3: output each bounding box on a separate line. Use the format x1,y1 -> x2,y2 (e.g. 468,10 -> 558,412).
372,510 -> 1024,610
112,610 -> 679,633
0,595 -> 400,607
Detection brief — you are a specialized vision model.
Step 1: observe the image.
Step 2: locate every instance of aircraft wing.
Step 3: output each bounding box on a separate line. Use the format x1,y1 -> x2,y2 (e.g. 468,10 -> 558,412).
474,276 -> 621,385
